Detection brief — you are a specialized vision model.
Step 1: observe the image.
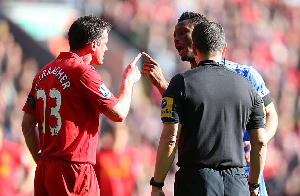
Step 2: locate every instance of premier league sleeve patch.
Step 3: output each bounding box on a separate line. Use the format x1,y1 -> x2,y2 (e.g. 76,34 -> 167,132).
98,84 -> 112,98
161,97 -> 173,118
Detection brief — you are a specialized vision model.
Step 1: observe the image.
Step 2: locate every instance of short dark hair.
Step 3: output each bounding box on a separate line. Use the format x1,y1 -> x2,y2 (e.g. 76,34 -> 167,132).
192,21 -> 225,57
178,11 -> 208,26
68,15 -> 112,51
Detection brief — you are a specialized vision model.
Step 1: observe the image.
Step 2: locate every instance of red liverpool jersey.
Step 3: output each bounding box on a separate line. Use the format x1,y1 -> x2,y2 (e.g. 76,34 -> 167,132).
22,52 -> 118,164
0,139 -> 30,196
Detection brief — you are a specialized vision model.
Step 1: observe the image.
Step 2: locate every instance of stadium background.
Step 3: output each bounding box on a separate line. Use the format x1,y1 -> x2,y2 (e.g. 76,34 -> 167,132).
0,0 -> 300,195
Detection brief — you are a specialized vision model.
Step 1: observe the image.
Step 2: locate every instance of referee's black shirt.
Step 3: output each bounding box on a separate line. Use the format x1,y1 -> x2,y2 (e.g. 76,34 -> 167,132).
161,60 -> 265,168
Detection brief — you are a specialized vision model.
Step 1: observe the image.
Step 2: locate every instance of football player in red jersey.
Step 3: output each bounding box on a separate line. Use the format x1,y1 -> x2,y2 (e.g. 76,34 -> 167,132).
0,126 -> 35,196
95,122 -> 139,196
21,15 -> 141,196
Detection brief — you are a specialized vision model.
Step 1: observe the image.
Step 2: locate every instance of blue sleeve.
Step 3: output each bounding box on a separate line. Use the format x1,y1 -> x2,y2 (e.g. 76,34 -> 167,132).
222,60 -> 270,99
246,66 -> 270,98
223,61 -> 268,151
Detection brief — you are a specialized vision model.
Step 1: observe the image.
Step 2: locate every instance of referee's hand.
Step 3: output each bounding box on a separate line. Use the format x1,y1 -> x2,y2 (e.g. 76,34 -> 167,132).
151,186 -> 165,196
250,187 -> 259,196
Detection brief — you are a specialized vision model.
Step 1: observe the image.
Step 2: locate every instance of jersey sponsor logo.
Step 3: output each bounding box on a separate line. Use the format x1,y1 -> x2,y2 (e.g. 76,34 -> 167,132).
161,97 -> 173,118
98,84 -> 111,98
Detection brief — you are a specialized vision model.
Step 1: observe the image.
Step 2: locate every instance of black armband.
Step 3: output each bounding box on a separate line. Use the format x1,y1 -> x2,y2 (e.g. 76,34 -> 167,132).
26,94 -> 36,109
248,182 -> 260,189
150,177 -> 164,188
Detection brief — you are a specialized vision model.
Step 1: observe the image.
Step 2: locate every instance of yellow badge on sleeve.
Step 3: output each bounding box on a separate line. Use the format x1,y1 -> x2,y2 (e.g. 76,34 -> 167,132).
161,97 -> 173,118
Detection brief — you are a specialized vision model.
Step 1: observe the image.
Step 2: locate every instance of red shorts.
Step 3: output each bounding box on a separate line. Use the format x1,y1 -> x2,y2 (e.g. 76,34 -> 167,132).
34,155 -> 99,196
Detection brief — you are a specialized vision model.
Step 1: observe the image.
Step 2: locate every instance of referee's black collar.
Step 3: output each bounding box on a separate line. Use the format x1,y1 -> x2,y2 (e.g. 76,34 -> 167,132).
197,60 -> 222,67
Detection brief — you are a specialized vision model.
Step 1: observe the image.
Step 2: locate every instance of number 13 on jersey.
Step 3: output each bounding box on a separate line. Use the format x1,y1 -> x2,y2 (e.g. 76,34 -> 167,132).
37,89 -> 62,136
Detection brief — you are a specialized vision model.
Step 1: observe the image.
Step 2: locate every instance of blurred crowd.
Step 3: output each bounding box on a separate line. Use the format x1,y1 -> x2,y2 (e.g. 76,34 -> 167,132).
1,0 -> 300,195
0,20 -> 37,195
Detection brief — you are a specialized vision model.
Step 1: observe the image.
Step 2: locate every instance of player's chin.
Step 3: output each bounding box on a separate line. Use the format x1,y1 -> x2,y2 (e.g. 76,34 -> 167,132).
181,54 -> 195,62
100,56 -> 105,64
181,54 -> 187,61
97,59 -> 104,66
93,62 -> 102,66
179,52 -> 187,60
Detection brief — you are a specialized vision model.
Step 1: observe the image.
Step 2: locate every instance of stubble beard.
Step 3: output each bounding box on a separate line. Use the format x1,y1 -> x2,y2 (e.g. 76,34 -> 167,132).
181,53 -> 195,62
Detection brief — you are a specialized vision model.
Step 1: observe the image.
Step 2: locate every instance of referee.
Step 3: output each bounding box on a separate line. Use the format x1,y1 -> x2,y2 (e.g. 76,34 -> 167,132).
150,21 -> 267,196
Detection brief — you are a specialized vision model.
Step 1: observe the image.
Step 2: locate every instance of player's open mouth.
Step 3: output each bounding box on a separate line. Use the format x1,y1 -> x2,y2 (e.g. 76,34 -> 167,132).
176,45 -> 185,56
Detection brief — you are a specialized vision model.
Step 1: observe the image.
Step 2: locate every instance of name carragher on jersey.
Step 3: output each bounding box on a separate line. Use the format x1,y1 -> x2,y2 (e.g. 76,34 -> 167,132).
35,66 -> 71,90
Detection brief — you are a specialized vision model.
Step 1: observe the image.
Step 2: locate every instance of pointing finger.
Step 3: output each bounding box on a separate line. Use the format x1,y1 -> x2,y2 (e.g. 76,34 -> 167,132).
142,52 -> 158,64
130,53 -> 142,66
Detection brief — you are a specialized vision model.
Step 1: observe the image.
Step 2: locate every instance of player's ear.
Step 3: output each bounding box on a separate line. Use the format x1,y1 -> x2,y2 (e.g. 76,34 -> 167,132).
90,40 -> 98,52
222,42 -> 227,56
192,44 -> 198,57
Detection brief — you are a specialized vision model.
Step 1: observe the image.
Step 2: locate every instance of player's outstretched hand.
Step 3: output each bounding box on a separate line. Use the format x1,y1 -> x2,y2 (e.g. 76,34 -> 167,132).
141,52 -> 168,95
123,53 -> 142,84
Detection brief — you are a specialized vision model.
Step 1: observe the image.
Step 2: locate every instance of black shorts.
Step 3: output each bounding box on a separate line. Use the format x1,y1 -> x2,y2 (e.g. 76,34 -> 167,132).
174,167 -> 249,196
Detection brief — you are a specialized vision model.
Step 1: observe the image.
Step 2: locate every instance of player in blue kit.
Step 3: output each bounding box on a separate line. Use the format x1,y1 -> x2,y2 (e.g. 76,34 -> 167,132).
222,60 -> 272,195
142,11 -> 278,196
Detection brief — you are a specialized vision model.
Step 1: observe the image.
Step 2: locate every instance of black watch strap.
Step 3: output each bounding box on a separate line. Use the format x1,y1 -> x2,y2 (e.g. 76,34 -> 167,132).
150,177 -> 164,188
248,182 -> 260,189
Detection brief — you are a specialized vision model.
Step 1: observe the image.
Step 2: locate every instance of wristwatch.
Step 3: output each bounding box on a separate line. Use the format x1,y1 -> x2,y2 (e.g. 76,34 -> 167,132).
150,177 -> 164,188
248,182 -> 260,189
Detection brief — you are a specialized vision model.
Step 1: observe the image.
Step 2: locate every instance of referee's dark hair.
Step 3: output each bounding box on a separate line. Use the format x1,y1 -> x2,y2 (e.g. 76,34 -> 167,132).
192,21 -> 225,57
68,15 -> 112,52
